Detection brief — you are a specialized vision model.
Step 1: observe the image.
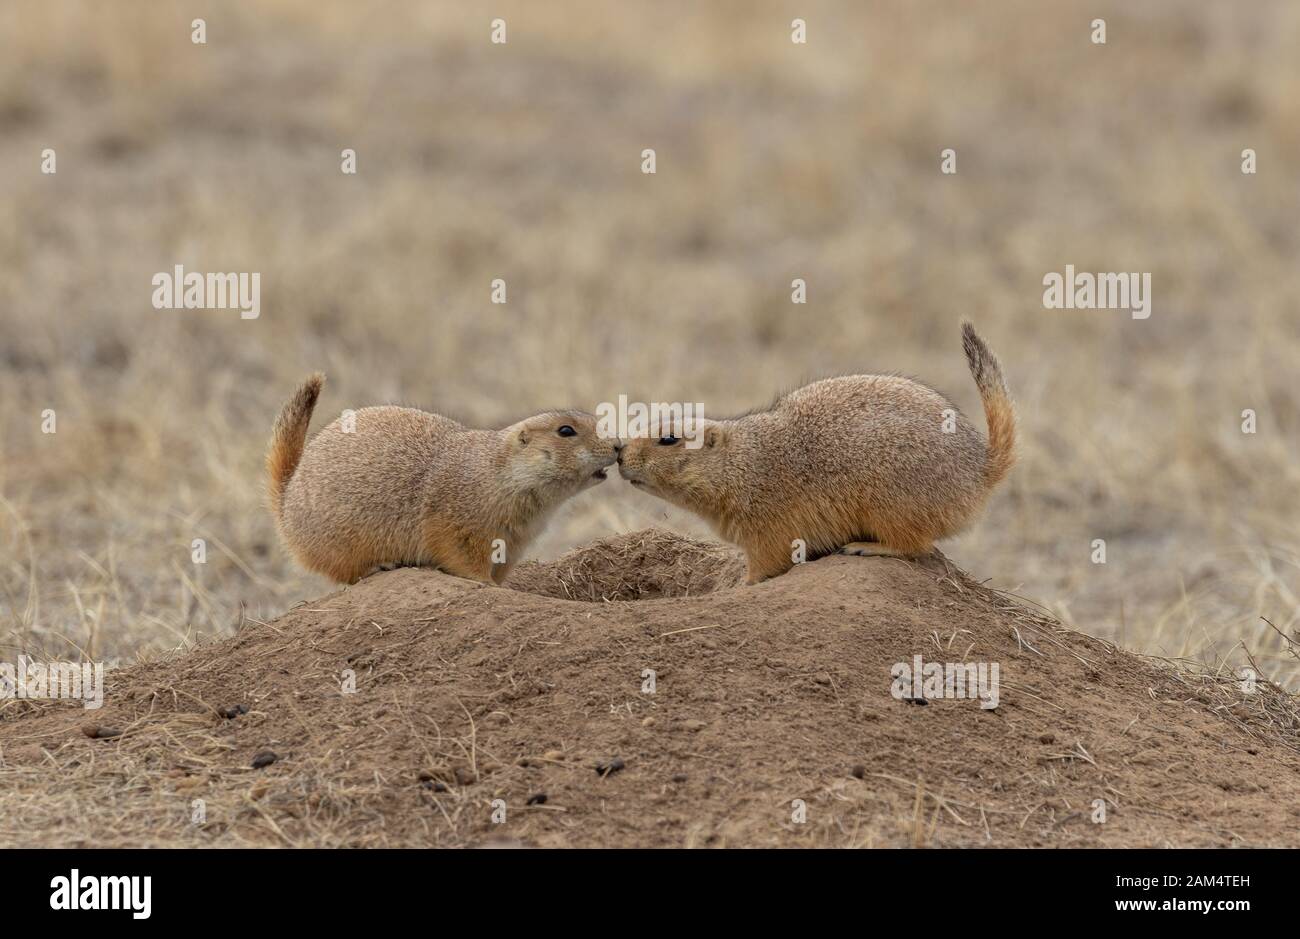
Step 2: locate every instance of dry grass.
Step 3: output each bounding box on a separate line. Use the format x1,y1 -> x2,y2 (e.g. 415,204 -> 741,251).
1,0 -> 1299,688
506,529 -> 747,602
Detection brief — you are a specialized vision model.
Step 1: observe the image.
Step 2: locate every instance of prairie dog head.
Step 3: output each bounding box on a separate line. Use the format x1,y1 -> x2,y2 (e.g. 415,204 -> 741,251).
503,411 -> 619,496
617,418 -> 732,515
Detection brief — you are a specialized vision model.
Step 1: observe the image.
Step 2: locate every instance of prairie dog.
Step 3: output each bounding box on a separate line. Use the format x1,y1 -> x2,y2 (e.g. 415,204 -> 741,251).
266,375 -> 619,584
617,322 -> 1016,584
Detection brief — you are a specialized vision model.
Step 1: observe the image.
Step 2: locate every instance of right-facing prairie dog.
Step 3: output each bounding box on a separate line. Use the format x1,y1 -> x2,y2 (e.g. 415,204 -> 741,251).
266,375 -> 619,585
616,322 -> 1016,584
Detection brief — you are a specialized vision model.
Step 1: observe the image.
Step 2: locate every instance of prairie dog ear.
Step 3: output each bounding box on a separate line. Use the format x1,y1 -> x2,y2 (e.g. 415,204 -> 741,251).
517,428 -> 530,446
704,425 -> 726,448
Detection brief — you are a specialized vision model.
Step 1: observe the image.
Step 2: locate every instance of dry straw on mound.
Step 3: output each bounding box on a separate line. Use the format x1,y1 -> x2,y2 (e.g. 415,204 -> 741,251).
1,530 -> 1298,848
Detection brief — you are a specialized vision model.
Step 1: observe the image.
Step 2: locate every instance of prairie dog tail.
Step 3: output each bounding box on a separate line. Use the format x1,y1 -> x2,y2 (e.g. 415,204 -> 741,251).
960,322 -> 1016,487
266,373 -> 325,518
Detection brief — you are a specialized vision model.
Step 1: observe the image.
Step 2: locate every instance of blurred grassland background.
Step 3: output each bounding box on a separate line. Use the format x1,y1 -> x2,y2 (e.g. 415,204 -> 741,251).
1,0 -> 1299,684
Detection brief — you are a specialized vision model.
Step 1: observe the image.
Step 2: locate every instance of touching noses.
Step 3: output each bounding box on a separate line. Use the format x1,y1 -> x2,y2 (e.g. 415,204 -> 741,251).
614,439 -> 625,462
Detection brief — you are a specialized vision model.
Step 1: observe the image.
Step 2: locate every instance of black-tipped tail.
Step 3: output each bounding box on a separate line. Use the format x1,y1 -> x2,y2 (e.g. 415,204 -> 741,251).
960,322 -> 1016,487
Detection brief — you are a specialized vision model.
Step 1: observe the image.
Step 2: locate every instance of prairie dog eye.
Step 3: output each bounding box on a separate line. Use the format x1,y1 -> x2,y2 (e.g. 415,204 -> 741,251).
657,435 -> 679,446
557,425 -> 577,437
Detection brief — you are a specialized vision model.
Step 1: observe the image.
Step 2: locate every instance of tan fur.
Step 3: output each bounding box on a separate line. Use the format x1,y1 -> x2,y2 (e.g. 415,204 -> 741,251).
266,372 -> 324,517
266,376 -> 618,584
617,322 -> 1017,584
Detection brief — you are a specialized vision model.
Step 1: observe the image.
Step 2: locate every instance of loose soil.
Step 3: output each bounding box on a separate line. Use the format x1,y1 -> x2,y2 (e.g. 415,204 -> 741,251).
2,529 -> 1298,847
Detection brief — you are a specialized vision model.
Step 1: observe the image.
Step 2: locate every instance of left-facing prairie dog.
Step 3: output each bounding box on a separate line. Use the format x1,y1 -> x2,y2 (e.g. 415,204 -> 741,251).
266,374 -> 619,584
616,322 -> 1016,584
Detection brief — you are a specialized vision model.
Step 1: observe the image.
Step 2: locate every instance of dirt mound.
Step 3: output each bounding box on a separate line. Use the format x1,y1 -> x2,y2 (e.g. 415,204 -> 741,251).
2,529 -> 1299,847
506,529 -> 747,601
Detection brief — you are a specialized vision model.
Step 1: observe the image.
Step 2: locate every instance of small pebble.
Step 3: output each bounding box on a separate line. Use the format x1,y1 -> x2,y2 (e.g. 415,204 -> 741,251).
595,758 -> 625,777
80,723 -> 122,739
526,793 -> 548,806
851,764 -> 866,779
251,750 -> 278,769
